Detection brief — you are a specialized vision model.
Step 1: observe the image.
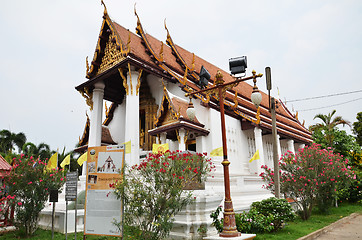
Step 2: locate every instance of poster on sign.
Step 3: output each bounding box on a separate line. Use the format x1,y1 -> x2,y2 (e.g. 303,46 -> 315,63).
84,145 -> 125,237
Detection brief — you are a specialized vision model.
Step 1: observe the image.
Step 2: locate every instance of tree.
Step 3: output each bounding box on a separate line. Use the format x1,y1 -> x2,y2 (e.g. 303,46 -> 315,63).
309,110 -> 351,147
353,112 -> 362,146
0,130 -> 27,154
22,142 -> 52,160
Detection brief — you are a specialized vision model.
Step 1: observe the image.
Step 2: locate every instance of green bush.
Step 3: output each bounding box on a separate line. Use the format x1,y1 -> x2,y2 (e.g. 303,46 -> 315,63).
1,155 -> 65,237
113,151 -> 215,240
260,143 -> 354,219
210,198 -> 294,234
251,197 -> 295,231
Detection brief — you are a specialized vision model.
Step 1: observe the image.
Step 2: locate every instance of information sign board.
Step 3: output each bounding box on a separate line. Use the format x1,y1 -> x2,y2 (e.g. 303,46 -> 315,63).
65,172 -> 78,201
84,145 -> 124,237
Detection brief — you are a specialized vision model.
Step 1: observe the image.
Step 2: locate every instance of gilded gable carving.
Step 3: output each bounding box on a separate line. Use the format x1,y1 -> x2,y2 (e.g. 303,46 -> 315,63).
97,34 -> 125,75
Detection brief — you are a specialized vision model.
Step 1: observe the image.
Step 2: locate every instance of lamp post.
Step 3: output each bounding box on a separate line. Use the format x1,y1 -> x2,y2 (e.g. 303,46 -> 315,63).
265,67 -> 280,198
186,67 -> 262,237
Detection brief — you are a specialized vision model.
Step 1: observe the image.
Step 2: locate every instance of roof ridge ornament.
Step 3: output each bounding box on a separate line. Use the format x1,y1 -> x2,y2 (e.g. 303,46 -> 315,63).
101,0 -> 108,16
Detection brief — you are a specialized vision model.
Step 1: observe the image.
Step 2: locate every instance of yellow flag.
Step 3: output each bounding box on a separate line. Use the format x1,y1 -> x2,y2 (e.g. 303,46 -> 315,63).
249,149 -> 260,163
60,154 -> 71,168
152,143 -> 169,154
210,147 -> 223,157
77,152 -> 88,166
123,141 -> 131,154
46,152 -> 58,171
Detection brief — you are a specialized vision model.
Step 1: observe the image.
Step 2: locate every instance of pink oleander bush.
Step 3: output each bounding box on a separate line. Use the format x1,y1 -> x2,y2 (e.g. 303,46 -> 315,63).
112,150 -> 215,240
260,143 -> 354,220
0,154 -> 65,236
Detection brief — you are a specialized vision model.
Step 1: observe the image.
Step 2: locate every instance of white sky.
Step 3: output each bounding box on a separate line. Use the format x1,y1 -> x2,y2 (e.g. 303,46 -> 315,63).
0,0 -> 361,153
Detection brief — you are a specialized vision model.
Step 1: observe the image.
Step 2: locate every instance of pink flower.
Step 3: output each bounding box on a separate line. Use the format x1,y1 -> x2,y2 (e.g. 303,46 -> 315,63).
17,202 -> 22,206
28,181 -> 32,185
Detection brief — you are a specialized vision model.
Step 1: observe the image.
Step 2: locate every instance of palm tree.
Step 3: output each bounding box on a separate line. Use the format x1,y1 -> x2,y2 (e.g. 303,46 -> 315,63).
309,110 -> 351,147
0,129 -> 27,154
22,142 -> 51,159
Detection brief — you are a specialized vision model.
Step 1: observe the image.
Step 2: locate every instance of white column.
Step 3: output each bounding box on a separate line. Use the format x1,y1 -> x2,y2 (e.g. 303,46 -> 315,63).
178,128 -> 186,152
287,139 -> 295,154
84,81 -> 105,176
251,126 -> 265,175
125,70 -> 141,166
276,134 -> 282,161
160,132 -> 167,144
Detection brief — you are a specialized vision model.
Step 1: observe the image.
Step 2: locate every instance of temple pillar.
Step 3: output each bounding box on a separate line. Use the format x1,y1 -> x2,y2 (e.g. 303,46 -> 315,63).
178,128 -> 186,152
287,139 -> 295,154
277,134 -> 282,161
124,69 -> 142,166
252,126 -> 265,175
84,81 -> 105,175
160,132 -> 167,144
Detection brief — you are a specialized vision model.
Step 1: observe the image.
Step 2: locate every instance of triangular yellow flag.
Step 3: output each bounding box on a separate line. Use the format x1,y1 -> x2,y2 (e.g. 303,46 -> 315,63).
210,147 -> 223,157
60,154 -> 71,168
46,152 -> 58,171
249,149 -> 260,163
152,143 -> 169,154
77,152 -> 88,166
124,141 -> 131,154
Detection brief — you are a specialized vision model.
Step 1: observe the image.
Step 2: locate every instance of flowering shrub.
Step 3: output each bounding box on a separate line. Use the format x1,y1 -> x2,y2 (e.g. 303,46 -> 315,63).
260,143 -> 354,220
112,150 -> 215,240
1,154 -> 65,236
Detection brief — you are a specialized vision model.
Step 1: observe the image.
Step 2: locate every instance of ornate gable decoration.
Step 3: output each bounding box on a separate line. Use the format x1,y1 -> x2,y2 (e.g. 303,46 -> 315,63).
154,86 -> 180,127
86,2 -> 130,79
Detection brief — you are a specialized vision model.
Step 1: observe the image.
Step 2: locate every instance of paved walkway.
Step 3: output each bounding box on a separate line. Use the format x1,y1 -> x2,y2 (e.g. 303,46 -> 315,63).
297,213 -> 362,240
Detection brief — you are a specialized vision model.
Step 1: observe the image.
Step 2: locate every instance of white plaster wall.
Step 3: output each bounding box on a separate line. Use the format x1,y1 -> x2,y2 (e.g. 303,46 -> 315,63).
147,75 -> 167,106
279,139 -> 289,157
107,101 -> 126,144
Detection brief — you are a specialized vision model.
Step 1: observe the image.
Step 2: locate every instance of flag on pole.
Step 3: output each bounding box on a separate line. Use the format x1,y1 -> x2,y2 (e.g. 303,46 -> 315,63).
77,152 -> 88,166
152,143 -> 169,154
210,147 -> 223,157
123,141 -> 131,154
46,152 -> 58,171
60,154 -> 71,168
249,149 -> 260,163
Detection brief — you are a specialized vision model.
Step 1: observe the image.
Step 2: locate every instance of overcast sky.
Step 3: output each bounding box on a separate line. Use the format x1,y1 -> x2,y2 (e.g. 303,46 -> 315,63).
1,0 -> 361,153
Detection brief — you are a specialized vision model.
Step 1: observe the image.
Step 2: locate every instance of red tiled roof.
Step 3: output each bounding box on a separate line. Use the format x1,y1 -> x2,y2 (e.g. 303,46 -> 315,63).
80,10 -> 312,144
0,155 -> 11,171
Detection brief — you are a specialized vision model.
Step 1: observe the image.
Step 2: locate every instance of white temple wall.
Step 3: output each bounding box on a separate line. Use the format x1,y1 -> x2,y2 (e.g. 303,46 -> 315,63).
146,74 -> 164,105
280,139 -> 289,157
107,101 -> 126,144
241,128 -> 255,175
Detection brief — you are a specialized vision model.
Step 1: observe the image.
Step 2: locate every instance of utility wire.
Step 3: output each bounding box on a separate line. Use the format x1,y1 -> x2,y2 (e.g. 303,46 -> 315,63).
287,89 -> 362,103
297,97 -> 362,112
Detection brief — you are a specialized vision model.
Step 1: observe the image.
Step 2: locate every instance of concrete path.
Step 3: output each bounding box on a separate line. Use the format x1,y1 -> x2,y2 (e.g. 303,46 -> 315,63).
297,213 -> 362,240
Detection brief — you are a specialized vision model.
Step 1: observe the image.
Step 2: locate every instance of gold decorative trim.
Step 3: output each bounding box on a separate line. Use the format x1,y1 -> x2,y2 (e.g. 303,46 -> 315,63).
79,87 -> 93,111
96,32 -> 126,75
118,68 -> 129,95
160,41 -> 164,62
136,69 -> 143,96
154,86 -> 180,126
184,130 -> 189,144
127,63 -> 133,95
86,56 -> 89,74
176,129 -> 180,143
231,91 -> 238,110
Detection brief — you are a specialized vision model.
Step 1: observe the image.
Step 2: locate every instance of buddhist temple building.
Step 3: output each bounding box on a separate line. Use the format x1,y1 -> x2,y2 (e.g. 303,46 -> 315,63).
75,4 -> 312,239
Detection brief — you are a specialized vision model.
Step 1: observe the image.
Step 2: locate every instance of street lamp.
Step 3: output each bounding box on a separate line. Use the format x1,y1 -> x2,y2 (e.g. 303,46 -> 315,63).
265,67 -> 280,198
186,64 -> 262,237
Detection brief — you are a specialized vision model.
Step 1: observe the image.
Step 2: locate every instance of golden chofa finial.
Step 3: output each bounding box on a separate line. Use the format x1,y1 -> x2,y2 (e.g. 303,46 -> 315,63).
215,70 -> 224,85
101,0 -> 107,15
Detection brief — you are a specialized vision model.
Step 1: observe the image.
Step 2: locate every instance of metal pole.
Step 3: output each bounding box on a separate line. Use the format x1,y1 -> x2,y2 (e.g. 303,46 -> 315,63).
271,97 -> 280,198
65,200 -> 68,240
51,202 -> 55,240
218,81 -> 240,238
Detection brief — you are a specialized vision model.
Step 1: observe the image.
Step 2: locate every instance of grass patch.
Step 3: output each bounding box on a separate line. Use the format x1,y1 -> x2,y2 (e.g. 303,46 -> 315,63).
255,202 -> 362,240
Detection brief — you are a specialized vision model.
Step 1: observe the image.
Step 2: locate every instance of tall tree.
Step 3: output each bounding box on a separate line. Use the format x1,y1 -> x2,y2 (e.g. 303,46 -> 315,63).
309,110 -> 351,147
352,112 -> 362,146
0,129 -> 27,154
22,142 -> 51,159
